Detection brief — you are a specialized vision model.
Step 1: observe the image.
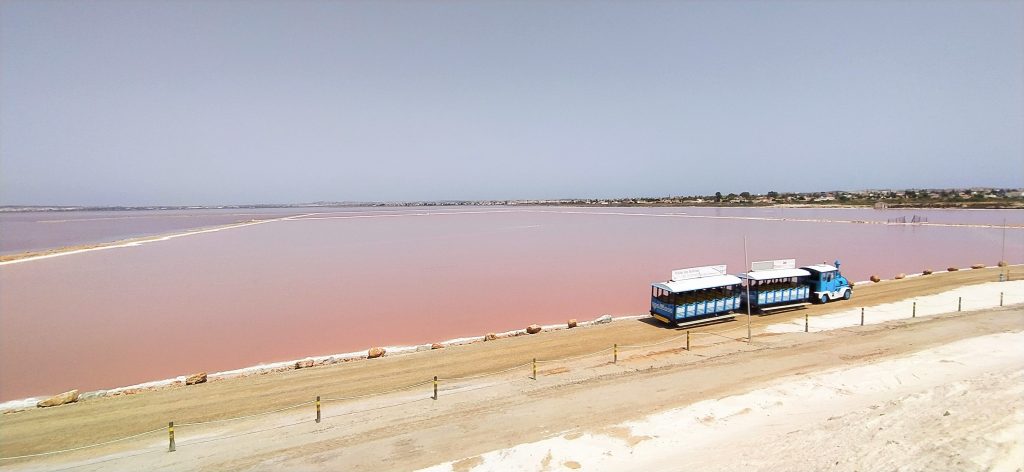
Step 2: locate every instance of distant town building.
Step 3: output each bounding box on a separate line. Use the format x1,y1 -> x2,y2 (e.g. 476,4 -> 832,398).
873,201 -> 889,210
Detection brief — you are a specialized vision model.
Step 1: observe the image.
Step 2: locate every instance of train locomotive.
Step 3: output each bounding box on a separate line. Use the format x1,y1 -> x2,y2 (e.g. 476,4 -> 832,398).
650,259 -> 852,325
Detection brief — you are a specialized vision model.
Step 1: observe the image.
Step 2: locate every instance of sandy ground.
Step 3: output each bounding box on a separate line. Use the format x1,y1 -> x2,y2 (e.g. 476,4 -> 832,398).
422,331 -> 1024,471
0,266 -> 1021,471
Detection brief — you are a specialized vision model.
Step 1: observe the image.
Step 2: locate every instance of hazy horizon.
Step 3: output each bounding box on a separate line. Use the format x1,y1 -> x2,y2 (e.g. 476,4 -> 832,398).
0,184 -> 1022,209
2,1 -> 1022,206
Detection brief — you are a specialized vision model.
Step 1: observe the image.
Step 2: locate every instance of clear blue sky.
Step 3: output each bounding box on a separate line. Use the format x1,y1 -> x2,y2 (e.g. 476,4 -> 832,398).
1,0 -> 1022,205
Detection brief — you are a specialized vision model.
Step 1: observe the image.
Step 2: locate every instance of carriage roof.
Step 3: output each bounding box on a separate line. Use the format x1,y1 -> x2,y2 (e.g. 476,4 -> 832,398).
738,268 -> 812,281
652,274 -> 743,293
802,264 -> 838,273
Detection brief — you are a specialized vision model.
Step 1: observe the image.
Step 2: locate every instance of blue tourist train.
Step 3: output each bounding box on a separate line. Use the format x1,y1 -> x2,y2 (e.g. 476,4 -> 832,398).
649,259 -> 852,325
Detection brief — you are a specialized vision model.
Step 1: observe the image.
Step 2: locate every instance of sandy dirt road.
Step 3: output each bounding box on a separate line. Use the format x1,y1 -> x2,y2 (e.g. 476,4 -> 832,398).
420,328 -> 1024,472
0,266 -> 1020,471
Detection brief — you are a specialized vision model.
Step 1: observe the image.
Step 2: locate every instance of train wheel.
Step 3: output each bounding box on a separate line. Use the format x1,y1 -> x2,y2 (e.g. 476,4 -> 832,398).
843,290 -> 852,300
820,294 -> 830,303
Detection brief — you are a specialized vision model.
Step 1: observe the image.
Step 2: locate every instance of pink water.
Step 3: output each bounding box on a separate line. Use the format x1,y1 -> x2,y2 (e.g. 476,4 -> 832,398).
0,208 -> 310,254
1,207 -> 1022,401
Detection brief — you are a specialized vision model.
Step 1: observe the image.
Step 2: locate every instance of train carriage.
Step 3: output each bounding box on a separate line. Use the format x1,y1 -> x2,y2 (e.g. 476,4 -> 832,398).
650,265 -> 742,324
739,259 -> 812,310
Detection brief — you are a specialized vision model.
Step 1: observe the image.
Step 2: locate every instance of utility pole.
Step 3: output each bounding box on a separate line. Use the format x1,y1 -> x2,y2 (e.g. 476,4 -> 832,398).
744,236 -> 752,343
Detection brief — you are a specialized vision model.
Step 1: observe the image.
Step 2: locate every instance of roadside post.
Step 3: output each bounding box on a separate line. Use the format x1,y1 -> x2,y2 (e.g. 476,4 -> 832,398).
168,422 -> 175,452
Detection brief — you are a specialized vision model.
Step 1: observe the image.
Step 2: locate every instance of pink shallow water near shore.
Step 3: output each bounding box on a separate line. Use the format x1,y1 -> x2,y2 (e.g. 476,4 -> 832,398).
1,207 -> 1022,401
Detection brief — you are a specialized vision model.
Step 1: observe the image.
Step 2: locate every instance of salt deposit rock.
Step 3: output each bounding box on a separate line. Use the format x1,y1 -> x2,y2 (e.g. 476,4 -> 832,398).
947,267 -> 959,272
998,260 -> 1008,267
431,343 -> 444,350
367,347 -> 386,359
80,391 -> 104,401
971,263 -> 986,269
185,372 -> 207,385
923,269 -> 933,275
870,275 -> 881,283
593,314 -> 613,324
567,319 -> 577,328
484,333 -> 497,341
894,273 -> 906,280
294,359 -> 314,369
37,390 -> 79,408
526,324 -> 542,334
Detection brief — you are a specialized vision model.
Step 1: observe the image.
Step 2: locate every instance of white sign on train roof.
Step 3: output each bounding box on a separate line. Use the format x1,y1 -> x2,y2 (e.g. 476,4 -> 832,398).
750,259 -> 796,271
671,265 -> 727,281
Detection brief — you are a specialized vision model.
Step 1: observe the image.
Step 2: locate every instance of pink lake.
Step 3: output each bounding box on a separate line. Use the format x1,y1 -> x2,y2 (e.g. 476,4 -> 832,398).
1,206 -> 1022,401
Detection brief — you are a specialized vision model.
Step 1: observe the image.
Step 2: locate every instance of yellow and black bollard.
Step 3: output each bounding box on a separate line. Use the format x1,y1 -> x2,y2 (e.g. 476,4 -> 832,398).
613,344 -> 618,363
804,314 -> 808,333
860,307 -> 864,326
315,396 -> 321,423
913,301 -> 916,318
686,330 -> 690,351
1000,292 -> 1004,307
532,358 -> 537,380
958,296 -> 962,312
433,376 -> 438,400
168,421 -> 175,452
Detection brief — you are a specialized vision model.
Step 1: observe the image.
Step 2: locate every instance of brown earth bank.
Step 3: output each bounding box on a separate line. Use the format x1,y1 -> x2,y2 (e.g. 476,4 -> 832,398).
0,266 -> 1020,469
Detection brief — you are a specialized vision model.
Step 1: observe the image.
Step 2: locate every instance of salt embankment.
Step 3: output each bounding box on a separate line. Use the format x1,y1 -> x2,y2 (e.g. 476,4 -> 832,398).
852,262 -> 1011,286
0,314 -> 632,412
0,215 -> 313,266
